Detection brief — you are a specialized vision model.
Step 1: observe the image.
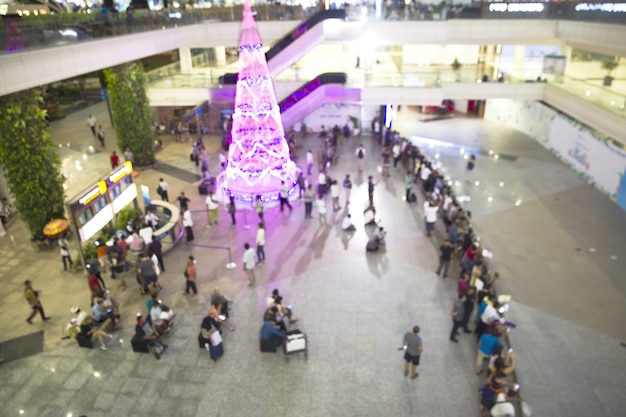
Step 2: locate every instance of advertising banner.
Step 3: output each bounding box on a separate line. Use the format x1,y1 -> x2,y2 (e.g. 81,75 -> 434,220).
548,114 -> 626,199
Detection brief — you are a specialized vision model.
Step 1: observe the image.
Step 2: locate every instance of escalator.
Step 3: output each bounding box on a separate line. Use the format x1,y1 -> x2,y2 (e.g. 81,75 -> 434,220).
219,9 -> 346,85
277,72 -> 361,129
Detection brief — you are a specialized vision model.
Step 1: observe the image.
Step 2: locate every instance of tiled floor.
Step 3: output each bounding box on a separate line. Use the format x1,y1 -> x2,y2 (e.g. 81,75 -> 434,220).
0,103 -> 625,416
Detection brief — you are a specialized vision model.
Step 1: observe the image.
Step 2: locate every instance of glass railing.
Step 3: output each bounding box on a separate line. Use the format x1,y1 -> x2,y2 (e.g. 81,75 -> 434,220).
549,76 -> 626,117
0,5 -> 305,54
2,2 -> 626,55
145,65 -> 626,121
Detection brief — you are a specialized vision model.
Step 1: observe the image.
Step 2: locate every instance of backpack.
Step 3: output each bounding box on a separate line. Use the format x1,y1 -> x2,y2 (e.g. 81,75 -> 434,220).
357,149 -> 364,159
480,381 -> 501,405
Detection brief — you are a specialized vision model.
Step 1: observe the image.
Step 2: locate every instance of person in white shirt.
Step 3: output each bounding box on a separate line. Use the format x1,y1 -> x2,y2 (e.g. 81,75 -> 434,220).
342,214 -> 356,231
317,171 -> 327,197
243,242 -> 256,286
59,236 -> 73,271
256,223 -> 266,264
420,163 -> 431,185
279,181 -> 292,212
206,192 -> 219,227
424,200 -> 439,237
316,196 -> 328,226
87,114 -> 96,136
157,178 -> 169,202
145,210 -> 159,230
392,143 -> 401,167
182,208 -> 194,242
330,180 -> 341,211
63,306 -> 88,339
306,149 -> 314,175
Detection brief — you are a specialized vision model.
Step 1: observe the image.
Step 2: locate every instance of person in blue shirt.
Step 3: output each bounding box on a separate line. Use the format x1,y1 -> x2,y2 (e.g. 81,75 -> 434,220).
476,331 -> 501,374
261,320 -> 285,349
92,298 -> 118,329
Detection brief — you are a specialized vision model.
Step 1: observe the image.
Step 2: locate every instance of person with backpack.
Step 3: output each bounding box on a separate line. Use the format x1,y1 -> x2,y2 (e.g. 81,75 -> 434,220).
355,144 -> 366,172
479,372 -> 519,417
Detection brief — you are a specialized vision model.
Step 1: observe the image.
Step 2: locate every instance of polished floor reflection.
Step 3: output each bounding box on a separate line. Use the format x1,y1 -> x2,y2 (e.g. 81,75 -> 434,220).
0,103 -> 625,417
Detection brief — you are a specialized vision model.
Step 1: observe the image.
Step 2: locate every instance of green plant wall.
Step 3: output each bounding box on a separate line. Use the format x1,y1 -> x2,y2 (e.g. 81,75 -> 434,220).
0,89 -> 66,236
104,63 -> 156,166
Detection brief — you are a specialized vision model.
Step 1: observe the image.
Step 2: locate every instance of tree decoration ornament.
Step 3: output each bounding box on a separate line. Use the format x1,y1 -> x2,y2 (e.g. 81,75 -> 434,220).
220,0 -> 298,205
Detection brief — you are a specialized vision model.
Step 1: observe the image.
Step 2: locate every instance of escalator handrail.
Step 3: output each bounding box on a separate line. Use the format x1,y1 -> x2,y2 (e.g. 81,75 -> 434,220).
279,72 -> 347,113
220,9 -> 346,85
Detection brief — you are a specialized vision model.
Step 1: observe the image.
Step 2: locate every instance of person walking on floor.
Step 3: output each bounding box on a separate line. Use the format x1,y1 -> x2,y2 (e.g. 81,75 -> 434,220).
24,280 -> 51,324
450,293 -> 467,342
206,191 -> 219,227
306,149 -> 314,175
316,195 -> 328,226
96,125 -> 106,147
87,114 -> 96,137
355,144 -> 366,172
243,243 -> 256,286
182,207 -> 194,242
256,223 -> 266,265
227,195 -> 236,226
304,184 -> 314,219
343,174 -> 352,206
405,171 -> 414,202
255,195 -> 264,223
367,176 -> 379,205
402,325 -> 423,379
297,173 -> 306,199
436,239 -> 455,278
59,235 -> 73,272
157,178 -> 169,202
184,255 -> 198,295
110,151 -> 119,169
149,239 -> 165,272
279,181 -> 292,212
330,180 -> 341,211
123,147 -> 134,164
177,192 -> 190,212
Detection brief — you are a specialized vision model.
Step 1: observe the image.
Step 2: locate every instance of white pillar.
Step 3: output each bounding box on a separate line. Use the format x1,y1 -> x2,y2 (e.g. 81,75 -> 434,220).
214,46 -> 227,67
179,47 -> 193,74
512,45 -> 526,81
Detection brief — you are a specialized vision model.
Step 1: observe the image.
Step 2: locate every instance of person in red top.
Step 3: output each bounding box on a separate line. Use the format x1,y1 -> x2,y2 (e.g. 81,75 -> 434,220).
110,151 -> 120,168
87,272 -> 104,306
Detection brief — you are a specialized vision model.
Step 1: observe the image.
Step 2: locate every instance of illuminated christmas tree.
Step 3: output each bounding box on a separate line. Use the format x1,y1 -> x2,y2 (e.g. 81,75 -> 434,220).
221,0 -> 298,205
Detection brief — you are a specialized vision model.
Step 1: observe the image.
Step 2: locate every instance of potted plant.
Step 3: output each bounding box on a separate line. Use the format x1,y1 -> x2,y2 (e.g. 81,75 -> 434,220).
451,58 -> 462,82
601,58 -> 619,86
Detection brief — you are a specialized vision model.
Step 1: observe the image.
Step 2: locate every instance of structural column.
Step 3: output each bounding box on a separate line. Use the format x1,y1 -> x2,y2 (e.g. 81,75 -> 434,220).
179,47 -> 193,74
214,46 -> 227,67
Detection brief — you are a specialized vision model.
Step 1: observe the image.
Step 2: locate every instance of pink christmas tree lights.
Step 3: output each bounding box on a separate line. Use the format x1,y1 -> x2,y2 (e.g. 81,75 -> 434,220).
221,0 -> 298,204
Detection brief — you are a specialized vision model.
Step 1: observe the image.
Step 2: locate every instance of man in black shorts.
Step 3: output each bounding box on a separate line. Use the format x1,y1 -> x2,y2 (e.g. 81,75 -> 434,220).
402,325 -> 423,379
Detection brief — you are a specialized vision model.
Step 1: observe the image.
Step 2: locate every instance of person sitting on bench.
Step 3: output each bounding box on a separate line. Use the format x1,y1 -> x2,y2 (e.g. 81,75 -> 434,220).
80,315 -> 115,350
149,299 -> 176,333
261,319 -> 285,350
342,214 -> 356,232
366,227 -> 387,252
62,306 -> 88,340
134,313 -> 165,360
92,297 -> 120,330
